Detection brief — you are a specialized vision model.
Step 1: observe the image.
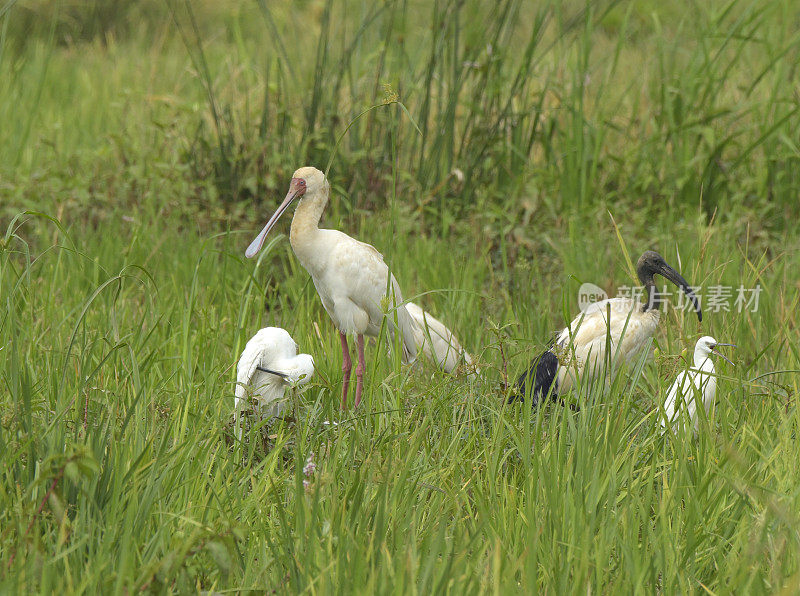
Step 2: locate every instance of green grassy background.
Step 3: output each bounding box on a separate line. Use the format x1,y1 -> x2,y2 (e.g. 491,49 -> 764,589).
2,0 -> 799,592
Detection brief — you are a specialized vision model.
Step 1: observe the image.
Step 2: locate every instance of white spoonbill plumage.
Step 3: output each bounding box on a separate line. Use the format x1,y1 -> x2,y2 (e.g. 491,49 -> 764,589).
235,327 -> 314,434
660,336 -> 734,434
246,167 -> 418,409
515,251 -> 703,405
406,301 -> 474,374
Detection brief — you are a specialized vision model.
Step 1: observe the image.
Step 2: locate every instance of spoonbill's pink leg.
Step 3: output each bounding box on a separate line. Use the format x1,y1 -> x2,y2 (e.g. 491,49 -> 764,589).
340,331 -> 352,409
354,334 -> 366,408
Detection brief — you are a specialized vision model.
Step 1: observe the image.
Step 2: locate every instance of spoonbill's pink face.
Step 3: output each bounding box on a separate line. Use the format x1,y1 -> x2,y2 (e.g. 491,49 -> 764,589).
246,176 -> 308,258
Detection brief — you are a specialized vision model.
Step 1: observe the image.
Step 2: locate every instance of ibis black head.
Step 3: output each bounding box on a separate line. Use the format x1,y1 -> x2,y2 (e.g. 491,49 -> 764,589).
636,251 -> 702,321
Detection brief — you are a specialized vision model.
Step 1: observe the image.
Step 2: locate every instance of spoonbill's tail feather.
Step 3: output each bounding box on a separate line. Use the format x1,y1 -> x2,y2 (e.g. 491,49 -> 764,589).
394,301 -> 419,365
406,301 -> 474,374
513,349 -> 559,406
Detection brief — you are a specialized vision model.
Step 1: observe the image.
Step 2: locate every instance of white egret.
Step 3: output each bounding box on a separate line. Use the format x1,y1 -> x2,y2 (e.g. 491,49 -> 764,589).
235,327 -> 314,436
661,336 -> 734,434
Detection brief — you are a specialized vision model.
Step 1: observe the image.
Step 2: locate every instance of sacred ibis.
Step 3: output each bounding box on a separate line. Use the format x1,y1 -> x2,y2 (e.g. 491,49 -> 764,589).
515,251 -> 702,405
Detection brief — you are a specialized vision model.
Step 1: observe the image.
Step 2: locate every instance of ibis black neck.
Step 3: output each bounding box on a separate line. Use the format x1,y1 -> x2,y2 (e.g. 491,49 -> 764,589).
637,265 -> 659,312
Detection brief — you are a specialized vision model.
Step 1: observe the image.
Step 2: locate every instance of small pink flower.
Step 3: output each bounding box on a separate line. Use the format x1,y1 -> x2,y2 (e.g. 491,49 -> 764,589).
303,452 -> 316,478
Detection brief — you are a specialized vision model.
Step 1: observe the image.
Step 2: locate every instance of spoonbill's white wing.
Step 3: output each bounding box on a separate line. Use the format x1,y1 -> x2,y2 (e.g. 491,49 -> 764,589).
307,230 -> 418,363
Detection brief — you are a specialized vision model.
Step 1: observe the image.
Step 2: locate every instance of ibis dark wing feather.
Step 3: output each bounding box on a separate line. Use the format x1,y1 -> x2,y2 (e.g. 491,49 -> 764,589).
511,349 -> 559,406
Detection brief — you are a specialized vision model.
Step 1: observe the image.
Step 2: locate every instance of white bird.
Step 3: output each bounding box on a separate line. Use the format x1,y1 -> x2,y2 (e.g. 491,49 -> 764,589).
234,327 -> 314,436
660,336 -> 735,434
245,167 -> 420,409
406,301 -> 474,374
515,251 -> 703,405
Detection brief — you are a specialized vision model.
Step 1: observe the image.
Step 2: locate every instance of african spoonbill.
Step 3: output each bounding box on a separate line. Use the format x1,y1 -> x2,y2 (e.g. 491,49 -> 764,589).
246,167 -> 418,409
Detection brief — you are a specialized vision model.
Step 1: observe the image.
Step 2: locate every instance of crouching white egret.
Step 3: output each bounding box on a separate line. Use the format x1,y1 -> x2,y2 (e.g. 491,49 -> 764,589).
235,327 -> 314,437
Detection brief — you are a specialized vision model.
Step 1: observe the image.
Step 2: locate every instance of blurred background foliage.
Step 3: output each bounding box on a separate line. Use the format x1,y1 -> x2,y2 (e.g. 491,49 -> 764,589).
2,0 -> 798,242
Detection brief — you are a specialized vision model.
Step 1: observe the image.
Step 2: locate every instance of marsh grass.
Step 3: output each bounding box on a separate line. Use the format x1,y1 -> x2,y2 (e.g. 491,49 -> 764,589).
1,0 -> 800,592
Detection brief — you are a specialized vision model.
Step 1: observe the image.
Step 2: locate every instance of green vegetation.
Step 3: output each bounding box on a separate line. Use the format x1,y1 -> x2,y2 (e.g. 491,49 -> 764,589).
2,0 -> 799,592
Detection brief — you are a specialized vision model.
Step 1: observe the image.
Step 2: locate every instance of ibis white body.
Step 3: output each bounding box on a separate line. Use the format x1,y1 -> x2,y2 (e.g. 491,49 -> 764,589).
234,327 -> 314,428
661,336 -> 733,434
516,251 -> 702,404
406,301 -> 474,374
554,297 -> 660,393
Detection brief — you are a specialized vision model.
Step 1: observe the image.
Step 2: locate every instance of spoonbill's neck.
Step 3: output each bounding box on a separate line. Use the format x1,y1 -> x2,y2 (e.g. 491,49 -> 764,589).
290,185 -> 328,262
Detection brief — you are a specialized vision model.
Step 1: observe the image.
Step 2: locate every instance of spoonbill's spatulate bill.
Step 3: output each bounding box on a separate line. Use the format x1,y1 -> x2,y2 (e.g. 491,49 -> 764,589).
661,336 -> 734,434
246,167 -> 419,409
406,301 -> 474,374
235,327 -> 314,436
515,251 -> 703,405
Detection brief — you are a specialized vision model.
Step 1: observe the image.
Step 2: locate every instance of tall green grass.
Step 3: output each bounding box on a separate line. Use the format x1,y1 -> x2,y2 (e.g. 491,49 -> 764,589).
2,206 -> 798,592
1,0 -> 800,592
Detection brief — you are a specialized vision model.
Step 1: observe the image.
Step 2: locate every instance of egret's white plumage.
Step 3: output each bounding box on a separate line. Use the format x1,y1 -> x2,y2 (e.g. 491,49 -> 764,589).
246,167 -> 419,408
406,301 -> 474,374
516,251 -> 702,405
234,327 -> 314,432
660,336 -> 734,434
